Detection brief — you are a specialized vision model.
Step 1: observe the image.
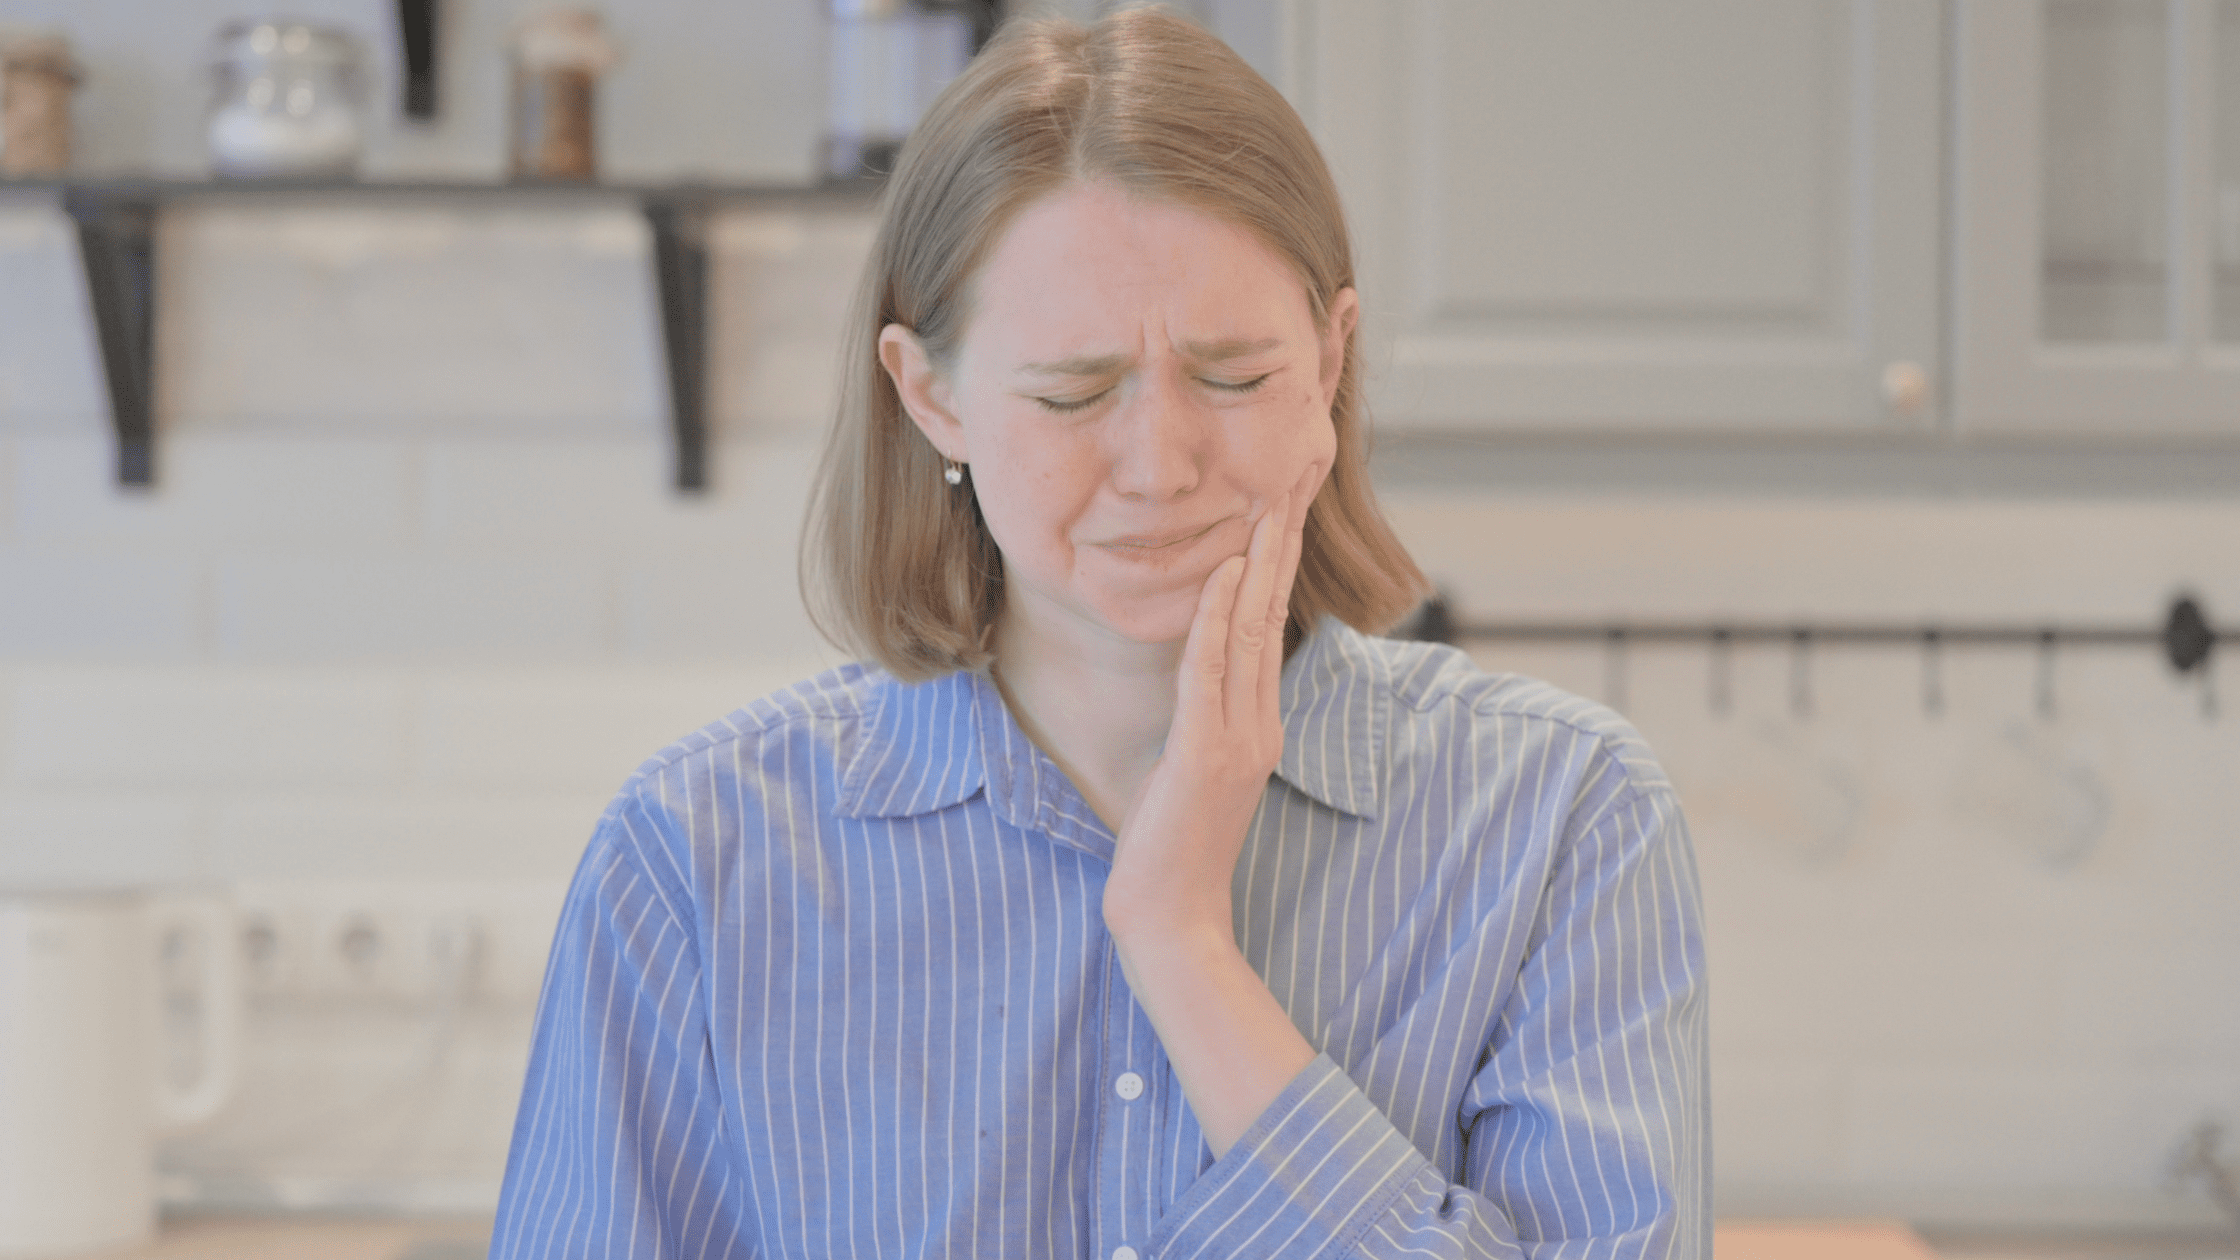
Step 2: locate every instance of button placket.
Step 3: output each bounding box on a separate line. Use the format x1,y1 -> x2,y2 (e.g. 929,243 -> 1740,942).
1094,939 -> 1165,1260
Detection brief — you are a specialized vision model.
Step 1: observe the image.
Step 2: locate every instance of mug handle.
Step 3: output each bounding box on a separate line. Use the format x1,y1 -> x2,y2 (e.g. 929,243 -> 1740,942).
147,895 -> 241,1131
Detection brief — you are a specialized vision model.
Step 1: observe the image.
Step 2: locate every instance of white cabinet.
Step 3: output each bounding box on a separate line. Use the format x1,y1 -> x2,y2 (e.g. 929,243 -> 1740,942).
1282,1 -> 1945,434
1953,0 -> 2240,436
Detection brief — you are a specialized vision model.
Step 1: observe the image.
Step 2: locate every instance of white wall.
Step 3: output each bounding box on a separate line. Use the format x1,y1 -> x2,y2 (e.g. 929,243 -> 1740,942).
3,208 -> 2238,1230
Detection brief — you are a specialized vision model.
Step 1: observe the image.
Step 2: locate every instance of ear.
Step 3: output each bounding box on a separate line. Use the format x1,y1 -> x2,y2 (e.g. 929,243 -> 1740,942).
879,324 -> 969,463
1318,287 -> 1359,409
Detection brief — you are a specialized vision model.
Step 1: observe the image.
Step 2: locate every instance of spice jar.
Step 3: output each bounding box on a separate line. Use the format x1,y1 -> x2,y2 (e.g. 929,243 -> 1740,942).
508,10 -> 620,182
825,0 -> 973,181
206,19 -> 370,178
0,32 -> 83,176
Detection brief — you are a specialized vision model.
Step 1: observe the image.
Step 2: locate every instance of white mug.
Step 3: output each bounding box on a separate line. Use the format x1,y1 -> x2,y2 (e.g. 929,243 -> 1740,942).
0,891 -> 239,1258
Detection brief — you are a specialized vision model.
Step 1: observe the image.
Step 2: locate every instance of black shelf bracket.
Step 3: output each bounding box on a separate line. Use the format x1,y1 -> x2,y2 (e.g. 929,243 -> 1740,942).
17,177 -> 879,494
63,190 -> 159,487
398,0 -> 441,120
643,195 -> 712,493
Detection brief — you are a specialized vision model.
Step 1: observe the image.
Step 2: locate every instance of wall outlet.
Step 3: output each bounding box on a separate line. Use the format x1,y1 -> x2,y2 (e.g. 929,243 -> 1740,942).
230,880 -> 565,1008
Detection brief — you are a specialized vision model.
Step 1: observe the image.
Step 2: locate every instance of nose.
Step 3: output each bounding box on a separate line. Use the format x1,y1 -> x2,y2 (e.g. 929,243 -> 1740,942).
1106,376 -> 1206,502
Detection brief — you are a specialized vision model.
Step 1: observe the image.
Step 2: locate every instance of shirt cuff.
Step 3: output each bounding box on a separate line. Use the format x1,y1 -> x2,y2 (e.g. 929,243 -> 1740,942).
1148,1053 -> 1427,1260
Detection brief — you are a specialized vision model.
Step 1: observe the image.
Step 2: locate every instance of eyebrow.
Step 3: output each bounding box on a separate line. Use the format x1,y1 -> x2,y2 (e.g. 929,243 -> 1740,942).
1018,353 -> 1130,379
1016,337 -> 1284,378
1182,336 -> 1282,363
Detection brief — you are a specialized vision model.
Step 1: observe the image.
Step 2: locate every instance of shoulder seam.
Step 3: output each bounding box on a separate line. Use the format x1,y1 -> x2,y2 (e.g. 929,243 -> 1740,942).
1386,645 -> 1627,744
583,802 -> 694,935
622,670 -> 877,783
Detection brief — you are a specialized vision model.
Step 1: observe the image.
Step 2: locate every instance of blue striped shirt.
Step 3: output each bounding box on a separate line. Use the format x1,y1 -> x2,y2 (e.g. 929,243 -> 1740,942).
493,618 -> 1710,1259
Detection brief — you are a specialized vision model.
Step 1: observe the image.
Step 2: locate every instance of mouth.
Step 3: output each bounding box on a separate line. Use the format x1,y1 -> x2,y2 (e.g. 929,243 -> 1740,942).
1091,518 -> 1230,555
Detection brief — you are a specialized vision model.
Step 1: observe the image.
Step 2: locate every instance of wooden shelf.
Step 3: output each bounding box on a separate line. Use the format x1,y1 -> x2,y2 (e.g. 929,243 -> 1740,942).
0,176 -> 883,492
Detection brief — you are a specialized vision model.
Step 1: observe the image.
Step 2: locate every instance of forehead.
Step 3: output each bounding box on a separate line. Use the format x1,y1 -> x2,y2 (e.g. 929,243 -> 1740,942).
962,182 -> 1314,358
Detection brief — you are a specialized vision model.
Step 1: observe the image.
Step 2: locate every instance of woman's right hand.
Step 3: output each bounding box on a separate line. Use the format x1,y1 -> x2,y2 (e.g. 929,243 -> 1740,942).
1101,463 -> 1322,943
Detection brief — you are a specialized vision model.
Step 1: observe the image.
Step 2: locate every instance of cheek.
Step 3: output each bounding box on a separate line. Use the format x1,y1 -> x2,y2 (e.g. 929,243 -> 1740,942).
967,420 -> 1096,556
1250,385 -> 1338,475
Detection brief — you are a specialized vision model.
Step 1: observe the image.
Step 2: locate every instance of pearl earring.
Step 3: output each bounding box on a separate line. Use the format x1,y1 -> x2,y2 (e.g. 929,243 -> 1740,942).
943,460 -> 964,486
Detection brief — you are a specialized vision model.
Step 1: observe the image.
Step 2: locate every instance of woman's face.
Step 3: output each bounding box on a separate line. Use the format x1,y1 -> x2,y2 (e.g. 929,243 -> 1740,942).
883,181 -> 1353,649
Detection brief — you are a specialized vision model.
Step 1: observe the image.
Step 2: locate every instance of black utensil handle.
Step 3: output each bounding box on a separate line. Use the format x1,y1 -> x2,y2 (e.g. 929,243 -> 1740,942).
399,0 -> 439,119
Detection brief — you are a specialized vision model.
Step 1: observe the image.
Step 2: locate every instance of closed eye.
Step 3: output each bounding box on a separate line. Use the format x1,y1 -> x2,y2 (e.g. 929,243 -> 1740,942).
1205,373 -> 1273,394
1032,388 -> 1112,415
1033,372 -> 1271,412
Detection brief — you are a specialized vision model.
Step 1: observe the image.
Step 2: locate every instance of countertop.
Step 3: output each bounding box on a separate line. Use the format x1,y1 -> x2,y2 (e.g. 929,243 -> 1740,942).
73,1217 -> 491,1260
72,1216 -> 2240,1259
79,1217 -> 1956,1259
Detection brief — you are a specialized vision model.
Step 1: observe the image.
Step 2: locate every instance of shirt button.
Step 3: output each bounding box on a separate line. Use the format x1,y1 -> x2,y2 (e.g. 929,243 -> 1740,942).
1114,1072 -> 1145,1101
1112,1248 -> 1140,1260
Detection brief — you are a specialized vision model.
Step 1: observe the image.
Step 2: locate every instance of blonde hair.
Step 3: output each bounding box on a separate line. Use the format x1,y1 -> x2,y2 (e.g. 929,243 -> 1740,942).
802,6 -> 1427,681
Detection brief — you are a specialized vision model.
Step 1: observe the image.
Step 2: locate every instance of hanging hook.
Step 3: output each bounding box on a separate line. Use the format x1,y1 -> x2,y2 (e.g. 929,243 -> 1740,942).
1921,628 -> 1945,719
2036,629 -> 2058,721
1603,627 -> 1629,714
1708,627 -> 1732,719
2163,593 -> 2212,673
2162,593 -> 2218,723
1789,628 -> 1813,720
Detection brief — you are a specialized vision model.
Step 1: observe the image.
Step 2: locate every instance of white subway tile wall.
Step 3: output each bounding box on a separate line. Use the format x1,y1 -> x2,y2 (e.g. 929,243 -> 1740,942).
16,435 -> 416,545
207,799 -> 611,884
2,196 -> 2238,1230
8,668 -> 411,789
0,549 -> 202,656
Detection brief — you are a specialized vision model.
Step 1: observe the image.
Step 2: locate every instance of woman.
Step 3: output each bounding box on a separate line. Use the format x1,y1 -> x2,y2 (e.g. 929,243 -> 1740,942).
493,10 -> 1707,1259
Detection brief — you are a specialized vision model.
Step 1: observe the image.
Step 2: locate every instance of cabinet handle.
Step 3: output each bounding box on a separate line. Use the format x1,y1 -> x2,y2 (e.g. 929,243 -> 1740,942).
1881,360 -> 1929,415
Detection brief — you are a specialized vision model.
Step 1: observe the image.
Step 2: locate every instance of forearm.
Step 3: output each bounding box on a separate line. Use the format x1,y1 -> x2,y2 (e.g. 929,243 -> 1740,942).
1108,918 -> 1318,1158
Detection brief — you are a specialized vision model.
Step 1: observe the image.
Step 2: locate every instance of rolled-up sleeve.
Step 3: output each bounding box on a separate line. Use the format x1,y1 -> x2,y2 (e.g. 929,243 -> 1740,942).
491,797 -> 755,1260
1149,783 -> 1710,1260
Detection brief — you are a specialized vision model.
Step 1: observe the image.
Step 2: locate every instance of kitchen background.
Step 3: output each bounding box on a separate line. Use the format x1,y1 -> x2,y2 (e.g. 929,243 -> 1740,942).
2,0 -> 2239,1251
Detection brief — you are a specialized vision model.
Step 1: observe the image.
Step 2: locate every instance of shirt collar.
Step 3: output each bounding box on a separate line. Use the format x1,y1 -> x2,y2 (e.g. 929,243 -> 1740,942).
835,666 -> 987,820
835,616 -> 1388,828
1275,617 -> 1387,821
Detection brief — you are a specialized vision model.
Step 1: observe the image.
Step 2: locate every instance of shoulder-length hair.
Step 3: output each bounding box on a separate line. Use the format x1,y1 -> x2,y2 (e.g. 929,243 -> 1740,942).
802,5 -> 1427,682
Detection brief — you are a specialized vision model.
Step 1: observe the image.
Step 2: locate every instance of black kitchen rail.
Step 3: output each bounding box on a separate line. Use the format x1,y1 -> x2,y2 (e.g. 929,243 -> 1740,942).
4,176 -> 881,492
1400,593 -> 2229,720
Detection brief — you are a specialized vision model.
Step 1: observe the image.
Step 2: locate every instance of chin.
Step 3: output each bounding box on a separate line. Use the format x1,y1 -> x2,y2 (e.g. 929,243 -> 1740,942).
1080,585 -> 1203,647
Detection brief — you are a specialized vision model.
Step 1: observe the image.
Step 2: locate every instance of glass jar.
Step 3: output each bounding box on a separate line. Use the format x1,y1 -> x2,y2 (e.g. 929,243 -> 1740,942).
825,0 -> 973,181
508,9 -> 620,182
206,19 -> 369,179
0,31 -> 83,176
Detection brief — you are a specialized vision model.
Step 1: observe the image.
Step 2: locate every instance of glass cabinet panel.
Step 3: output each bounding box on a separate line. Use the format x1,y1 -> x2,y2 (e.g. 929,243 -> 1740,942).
2218,0 -> 2240,343
2041,0 -> 2171,343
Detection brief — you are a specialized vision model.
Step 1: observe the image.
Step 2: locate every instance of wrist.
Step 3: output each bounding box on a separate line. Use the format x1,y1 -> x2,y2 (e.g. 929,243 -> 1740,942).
1103,888 -> 1232,949
1105,910 -> 1237,972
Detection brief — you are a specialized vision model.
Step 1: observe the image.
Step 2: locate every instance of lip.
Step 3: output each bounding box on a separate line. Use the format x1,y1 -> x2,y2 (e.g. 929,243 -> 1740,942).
1090,517 -> 1231,554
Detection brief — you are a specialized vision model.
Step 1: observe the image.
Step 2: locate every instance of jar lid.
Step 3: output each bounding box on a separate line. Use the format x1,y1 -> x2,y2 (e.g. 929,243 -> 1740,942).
511,8 -> 622,74
0,31 -> 83,81
211,18 -> 367,68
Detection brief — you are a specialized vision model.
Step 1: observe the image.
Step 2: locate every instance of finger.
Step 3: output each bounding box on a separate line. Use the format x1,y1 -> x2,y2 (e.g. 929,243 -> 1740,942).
1259,467 -> 1322,715
1178,554 -> 1247,729
1268,467 -> 1317,629
1227,492 -> 1289,721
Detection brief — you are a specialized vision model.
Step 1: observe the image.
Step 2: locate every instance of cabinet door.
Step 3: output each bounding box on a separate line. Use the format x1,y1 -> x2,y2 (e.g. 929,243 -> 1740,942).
1283,1 -> 1944,433
1954,0 -> 2240,435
